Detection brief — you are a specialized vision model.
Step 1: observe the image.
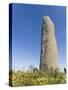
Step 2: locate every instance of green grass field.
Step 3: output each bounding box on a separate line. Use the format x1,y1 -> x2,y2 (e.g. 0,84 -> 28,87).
9,67 -> 66,87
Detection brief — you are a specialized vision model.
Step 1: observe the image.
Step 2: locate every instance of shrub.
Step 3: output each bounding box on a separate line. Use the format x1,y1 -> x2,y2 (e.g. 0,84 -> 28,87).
9,67 -> 66,86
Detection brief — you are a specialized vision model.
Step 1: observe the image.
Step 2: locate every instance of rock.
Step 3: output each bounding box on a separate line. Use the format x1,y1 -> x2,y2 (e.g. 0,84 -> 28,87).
39,16 -> 58,71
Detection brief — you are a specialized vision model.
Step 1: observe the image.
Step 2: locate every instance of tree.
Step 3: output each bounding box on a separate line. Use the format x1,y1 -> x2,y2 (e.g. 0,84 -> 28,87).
64,68 -> 66,74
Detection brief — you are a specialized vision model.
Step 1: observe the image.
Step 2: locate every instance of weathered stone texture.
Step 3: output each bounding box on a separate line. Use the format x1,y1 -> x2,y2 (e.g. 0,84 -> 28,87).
40,16 -> 58,71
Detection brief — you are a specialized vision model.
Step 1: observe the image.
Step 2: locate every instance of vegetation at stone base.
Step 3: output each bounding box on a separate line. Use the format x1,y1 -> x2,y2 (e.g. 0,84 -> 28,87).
9,66 -> 66,87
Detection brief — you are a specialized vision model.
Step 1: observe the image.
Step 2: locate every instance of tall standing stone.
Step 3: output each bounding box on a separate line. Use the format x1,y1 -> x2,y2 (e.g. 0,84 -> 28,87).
40,16 -> 58,71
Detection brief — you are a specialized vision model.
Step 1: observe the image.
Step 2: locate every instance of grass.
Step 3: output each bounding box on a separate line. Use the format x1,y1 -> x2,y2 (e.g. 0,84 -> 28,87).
9,67 -> 66,87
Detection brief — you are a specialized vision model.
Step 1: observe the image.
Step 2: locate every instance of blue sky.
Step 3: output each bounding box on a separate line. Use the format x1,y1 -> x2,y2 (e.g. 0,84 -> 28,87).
11,3 -> 66,71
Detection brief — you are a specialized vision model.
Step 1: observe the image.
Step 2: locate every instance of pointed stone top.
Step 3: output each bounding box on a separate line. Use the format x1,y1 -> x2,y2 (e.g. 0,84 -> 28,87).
43,16 -> 50,19
43,16 -> 54,26
43,16 -> 51,21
